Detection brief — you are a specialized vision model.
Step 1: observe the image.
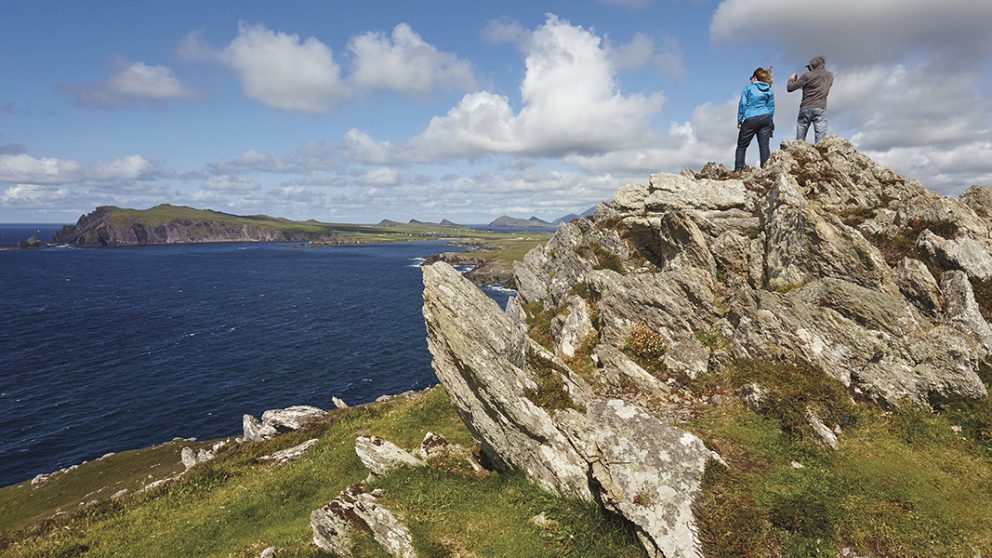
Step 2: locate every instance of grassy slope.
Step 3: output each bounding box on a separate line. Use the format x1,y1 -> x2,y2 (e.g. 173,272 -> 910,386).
0,388 -> 645,558
686,359 -> 992,558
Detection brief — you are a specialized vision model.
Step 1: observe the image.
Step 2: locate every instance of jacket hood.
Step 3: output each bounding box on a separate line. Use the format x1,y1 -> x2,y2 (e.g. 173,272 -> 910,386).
807,56 -> 826,70
753,81 -> 772,91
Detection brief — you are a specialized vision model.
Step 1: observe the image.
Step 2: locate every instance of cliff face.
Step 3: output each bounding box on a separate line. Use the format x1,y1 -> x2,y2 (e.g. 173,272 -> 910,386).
422,137 -> 992,557
53,206 -> 318,246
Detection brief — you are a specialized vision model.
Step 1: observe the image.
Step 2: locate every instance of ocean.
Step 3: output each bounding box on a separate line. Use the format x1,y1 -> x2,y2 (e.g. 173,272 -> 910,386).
0,231 -> 513,487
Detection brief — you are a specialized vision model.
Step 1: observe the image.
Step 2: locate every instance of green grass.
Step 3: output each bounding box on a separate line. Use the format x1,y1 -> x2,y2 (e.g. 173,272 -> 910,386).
688,359 -> 992,558
0,388 -> 644,558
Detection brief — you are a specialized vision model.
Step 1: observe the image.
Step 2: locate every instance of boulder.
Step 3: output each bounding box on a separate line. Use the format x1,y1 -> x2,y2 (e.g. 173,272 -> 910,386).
624,212 -> 716,276
242,414 -> 278,442
806,408 -> 840,450
585,399 -> 719,558
260,406 -> 326,432
259,439 -> 319,464
181,447 -> 197,470
355,436 -> 425,477
594,344 -> 670,402
762,175 -> 894,292
311,484 -> 416,558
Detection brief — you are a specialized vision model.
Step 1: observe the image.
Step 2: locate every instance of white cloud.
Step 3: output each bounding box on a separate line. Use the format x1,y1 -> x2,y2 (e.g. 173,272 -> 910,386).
482,18 -> 531,48
711,0 -> 992,65
88,155 -> 155,181
349,23 -> 476,95
0,153 -> 82,184
180,23 -> 349,114
406,15 -> 665,159
607,33 -> 685,78
60,60 -> 197,109
356,167 -> 399,186
565,98 -> 738,173
201,175 -> 260,192
0,152 -> 162,185
1,184 -> 68,205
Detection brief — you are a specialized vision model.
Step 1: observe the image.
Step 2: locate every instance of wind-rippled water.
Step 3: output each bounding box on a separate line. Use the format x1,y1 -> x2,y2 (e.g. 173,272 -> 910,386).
0,230 -> 511,486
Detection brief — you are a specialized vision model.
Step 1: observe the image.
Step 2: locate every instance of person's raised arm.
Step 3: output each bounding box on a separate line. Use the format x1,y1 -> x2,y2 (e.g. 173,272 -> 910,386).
787,73 -> 805,92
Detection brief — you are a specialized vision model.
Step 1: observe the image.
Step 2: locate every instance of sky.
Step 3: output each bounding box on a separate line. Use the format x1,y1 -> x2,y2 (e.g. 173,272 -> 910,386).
1,0 -> 991,224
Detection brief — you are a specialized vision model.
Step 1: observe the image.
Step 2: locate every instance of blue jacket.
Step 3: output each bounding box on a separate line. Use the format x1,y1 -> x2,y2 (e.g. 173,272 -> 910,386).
738,81 -> 774,123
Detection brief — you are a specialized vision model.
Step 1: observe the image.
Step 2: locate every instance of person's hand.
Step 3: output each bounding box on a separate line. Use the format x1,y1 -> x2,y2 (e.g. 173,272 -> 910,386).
737,122 -> 742,129
790,73 -> 798,81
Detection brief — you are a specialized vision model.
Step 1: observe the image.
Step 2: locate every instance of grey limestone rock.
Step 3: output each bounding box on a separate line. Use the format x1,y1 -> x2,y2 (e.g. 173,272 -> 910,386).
259,547 -> 276,558
311,484 -> 416,558
586,399 -> 718,558
762,175 -> 894,292
589,267 -> 713,379
260,406 -> 326,432
594,344 -> 670,402
181,447 -> 197,470
806,408 -> 840,450
624,212 -> 716,276
259,439 -> 319,464
555,295 -> 595,358
941,271 -> 992,352
423,262 -> 593,499
242,414 -> 278,442
917,230 -> 992,281
893,258 -> 943,319
355,436 -> 425,477
645,172 -> 752,212
331,396 -> 349,409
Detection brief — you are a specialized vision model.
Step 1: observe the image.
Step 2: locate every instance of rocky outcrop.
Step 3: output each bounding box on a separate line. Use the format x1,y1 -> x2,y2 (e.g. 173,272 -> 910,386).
423,136 -> 991,558
508,136 -> 990,407
17,235 -> 46,248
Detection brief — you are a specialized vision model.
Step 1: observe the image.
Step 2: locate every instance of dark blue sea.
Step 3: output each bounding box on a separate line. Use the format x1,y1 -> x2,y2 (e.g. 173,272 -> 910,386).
0,228 -> 513,487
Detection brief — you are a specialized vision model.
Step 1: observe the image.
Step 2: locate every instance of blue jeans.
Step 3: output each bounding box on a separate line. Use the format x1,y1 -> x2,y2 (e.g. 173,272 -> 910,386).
735,114 -> 774,171
797,108 -> 827,143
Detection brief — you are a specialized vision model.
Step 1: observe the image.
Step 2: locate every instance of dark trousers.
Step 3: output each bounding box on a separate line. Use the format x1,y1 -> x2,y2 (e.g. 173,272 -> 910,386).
735,114 -> 774,171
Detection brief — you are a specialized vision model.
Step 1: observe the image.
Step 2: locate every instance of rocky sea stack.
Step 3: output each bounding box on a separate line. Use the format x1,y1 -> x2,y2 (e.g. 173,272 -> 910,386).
423,136 -> 992,557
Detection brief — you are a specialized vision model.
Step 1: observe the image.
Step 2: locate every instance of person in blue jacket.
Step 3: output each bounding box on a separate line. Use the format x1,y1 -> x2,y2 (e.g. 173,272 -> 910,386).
735,67 -> 775,172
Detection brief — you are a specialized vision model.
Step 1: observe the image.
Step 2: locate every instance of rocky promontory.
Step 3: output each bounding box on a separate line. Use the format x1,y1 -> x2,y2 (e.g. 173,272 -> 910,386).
53,204 -> 328,247
422,136 -> 992,557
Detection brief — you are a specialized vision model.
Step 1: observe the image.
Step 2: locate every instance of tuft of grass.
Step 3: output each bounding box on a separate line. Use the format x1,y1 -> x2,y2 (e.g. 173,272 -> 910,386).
524,353 -> 584,413
523,301 -> 560,350
622,324 -> 671,381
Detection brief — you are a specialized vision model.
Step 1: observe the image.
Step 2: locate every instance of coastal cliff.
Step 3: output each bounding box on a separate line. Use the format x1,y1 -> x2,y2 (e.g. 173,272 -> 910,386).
53,204 -> 326,246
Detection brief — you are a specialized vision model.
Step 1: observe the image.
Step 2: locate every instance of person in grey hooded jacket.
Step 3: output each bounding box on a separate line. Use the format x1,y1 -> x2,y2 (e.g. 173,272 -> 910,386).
787,56 -> 834,143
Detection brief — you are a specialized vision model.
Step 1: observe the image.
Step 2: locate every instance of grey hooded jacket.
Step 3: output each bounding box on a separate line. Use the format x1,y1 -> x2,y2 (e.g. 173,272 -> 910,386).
787,56 -> 834,110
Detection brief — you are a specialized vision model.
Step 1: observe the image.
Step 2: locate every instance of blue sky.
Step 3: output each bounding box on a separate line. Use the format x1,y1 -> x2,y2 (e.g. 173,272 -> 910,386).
2,0 -> 990,223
